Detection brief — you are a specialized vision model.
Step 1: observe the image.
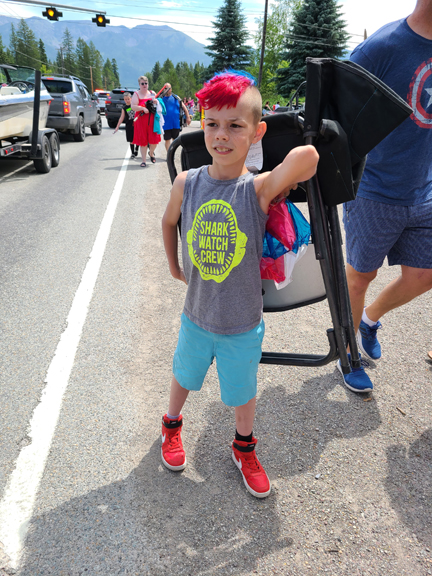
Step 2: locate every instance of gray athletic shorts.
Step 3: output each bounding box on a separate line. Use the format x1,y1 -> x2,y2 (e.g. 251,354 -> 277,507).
343,196 -> 432,273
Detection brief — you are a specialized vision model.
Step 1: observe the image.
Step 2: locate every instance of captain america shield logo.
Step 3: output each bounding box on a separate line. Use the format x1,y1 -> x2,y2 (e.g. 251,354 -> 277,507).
407,58 -> 432,129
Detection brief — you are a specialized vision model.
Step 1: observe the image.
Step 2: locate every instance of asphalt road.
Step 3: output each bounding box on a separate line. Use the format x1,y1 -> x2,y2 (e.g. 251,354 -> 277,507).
0,118 -> 431,576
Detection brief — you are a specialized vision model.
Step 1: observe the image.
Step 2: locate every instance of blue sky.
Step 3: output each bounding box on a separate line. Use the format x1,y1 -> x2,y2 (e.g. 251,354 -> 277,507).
1,0 -> 416,49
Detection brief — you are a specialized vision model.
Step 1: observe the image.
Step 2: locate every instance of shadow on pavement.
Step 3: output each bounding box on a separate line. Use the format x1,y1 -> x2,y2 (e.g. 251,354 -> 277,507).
19,375 -> 382,575
385,428 -> 432,549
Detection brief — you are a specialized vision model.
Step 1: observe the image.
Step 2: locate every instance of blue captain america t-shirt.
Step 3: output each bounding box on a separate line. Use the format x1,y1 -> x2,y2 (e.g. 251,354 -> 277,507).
350,18 -> 432,205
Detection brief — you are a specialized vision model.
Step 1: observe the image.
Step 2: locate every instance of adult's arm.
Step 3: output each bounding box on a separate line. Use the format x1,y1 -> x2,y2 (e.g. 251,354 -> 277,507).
181,101 -> 192,126
131,91 -> 148,113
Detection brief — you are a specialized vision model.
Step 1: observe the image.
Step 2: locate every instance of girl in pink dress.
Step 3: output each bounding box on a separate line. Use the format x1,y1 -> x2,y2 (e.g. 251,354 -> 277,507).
131,75 -> 161,167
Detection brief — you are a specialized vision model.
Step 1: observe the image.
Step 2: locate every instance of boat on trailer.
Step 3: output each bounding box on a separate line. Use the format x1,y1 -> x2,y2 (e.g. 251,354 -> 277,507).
0,65 -> 59,173
0,64 -> 51,140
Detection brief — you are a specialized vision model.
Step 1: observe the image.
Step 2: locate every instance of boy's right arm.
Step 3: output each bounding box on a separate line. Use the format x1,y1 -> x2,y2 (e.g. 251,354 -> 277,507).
162,171 -> 188,284
114,109 -> 125,132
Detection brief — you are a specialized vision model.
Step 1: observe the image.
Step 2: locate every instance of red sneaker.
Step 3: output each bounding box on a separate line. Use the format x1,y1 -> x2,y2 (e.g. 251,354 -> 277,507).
161,414 -> 186,471
232,437 -> 271,498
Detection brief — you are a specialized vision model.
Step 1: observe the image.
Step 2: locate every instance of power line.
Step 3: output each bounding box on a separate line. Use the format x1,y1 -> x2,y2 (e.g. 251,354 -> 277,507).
3,0 -> 366,39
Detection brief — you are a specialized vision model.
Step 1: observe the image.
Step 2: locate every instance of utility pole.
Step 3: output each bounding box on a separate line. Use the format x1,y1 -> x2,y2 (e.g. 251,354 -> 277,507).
364,29 -> 368,40
89,66 -> 94,92
258,0 -> 269,89
60,46 -> 64,75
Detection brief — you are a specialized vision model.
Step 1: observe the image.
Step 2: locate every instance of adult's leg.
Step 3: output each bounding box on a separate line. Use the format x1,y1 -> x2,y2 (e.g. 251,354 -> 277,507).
346,264 -> 378,332
234,396 -> 256,436
168,375 -> 189,416
149,143 -> 157,161
366,265 -> 432,323
140,145 -> 148,163
165,138 -> 172,152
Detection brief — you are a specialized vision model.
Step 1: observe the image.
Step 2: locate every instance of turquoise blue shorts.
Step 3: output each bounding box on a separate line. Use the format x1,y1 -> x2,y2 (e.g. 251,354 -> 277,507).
173,313 -> 265,407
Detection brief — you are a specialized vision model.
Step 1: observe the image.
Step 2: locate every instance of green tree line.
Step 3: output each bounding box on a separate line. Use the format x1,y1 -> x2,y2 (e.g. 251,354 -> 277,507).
145,59 -> 207,99
0,19 -> 119,91
0,19 -> 207,96
205,0 -> 349,104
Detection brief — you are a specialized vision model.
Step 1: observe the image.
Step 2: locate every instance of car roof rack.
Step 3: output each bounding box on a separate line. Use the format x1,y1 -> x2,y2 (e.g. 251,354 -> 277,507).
42,73 -> 82,82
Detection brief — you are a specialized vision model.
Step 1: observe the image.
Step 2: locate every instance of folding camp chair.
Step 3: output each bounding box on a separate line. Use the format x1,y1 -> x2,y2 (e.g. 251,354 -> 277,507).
166,58 -> 412,376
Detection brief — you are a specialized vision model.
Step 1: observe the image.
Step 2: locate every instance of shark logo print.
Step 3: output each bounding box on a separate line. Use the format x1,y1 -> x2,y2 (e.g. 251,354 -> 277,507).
407,58 -> 432,129
186,199 -> 248,282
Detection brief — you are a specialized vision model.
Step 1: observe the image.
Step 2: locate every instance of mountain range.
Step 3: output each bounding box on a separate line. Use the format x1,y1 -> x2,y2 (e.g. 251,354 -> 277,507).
0,15 -> 212,86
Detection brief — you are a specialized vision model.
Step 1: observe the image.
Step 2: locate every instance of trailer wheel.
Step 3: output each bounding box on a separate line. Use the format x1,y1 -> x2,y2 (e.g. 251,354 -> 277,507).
73,116 -> 86,142
91,113 -> 102,135
49,132 -> 60,167
34,135 -> 52,174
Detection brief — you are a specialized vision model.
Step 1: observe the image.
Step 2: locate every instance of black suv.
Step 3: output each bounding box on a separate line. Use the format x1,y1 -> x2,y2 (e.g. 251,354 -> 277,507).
42,74 -> 102,141
105,87 -> 137,129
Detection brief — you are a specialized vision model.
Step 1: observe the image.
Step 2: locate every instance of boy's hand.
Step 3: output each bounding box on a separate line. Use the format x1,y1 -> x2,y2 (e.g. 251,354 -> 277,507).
255,145 -> 319,214
271,183 -> 298,205
171,267 -> 187,285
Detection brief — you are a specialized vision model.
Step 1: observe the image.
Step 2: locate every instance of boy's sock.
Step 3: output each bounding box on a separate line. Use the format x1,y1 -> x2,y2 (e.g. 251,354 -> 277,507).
235,430 -> 253,443
167,412 -> 181,420
362,308 -> 378,327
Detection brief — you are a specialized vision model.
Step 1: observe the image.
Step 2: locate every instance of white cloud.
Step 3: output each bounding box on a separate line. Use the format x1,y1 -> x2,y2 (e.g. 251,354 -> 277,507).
339,0 -> 416,47
160,1 -> 183,7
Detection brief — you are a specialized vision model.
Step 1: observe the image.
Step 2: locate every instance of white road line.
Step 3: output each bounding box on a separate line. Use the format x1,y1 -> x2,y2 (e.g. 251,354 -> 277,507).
0,148 -> 131,569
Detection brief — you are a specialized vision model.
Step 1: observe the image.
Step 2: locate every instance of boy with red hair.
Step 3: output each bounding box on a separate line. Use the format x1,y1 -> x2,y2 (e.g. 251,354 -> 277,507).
161,70 -> 319,498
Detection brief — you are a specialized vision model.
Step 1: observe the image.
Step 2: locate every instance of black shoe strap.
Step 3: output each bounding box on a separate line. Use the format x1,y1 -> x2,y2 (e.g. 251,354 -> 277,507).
162,416 -> 182,429
233,441 -> 256,453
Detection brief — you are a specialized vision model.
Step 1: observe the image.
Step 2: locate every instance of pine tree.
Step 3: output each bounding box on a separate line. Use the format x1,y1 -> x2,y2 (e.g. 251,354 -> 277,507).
276,0 -> 349,96
176,61 -> 198,98
0,34 -> 6,64
60,28 -> 76,77
89,42 -> 103,89
75,37 -> 92,90
102,58 -> 117,90
151,61 -> 161,86
205,0 -> 252,73
111,58 -> 120,86
156,58 -> 180,94
38,39 -> 48,67
11,19 -> 39,67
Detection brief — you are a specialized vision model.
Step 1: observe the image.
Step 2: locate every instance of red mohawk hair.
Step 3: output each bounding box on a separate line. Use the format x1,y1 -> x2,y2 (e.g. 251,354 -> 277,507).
196,69 -> 257,111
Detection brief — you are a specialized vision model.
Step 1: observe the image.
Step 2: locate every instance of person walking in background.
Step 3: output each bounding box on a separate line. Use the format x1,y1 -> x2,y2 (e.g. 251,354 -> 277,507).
162,84 -> 191,153
113,92 -> 139,159
337,0 -> 432,393
131,76 -> 161,167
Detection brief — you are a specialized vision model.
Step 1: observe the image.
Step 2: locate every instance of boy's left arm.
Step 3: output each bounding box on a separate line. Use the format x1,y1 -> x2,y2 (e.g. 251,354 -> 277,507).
255,145 -> 319,214
162,172 -> 188,284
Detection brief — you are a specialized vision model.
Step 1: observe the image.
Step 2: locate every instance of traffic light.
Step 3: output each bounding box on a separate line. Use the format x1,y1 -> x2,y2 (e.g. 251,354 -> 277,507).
92,14 -> 110,27
42,7 -> 62,20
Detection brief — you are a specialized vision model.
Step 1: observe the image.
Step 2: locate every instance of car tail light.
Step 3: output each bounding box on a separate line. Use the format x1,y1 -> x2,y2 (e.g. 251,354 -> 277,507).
106,99 -> 112,105
63,101 -> 70,115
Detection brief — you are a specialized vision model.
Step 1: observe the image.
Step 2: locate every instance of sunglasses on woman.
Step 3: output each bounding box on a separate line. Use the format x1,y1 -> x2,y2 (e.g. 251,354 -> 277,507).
140,82 -> 148,85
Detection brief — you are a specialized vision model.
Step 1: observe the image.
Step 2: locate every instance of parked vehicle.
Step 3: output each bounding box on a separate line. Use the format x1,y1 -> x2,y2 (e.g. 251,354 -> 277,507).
42,74 -> 102,141
94,89 -> 110,114
105,87 -> 136,129
0,65 -> 60,173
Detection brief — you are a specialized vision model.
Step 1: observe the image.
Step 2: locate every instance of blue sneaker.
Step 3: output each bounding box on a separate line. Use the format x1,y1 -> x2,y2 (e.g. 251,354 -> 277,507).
357,319 -> 382,360
337,353 -> 373,393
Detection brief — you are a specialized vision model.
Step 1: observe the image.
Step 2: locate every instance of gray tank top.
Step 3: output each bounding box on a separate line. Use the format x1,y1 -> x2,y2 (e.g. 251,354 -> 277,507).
181,166 -> 268,335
